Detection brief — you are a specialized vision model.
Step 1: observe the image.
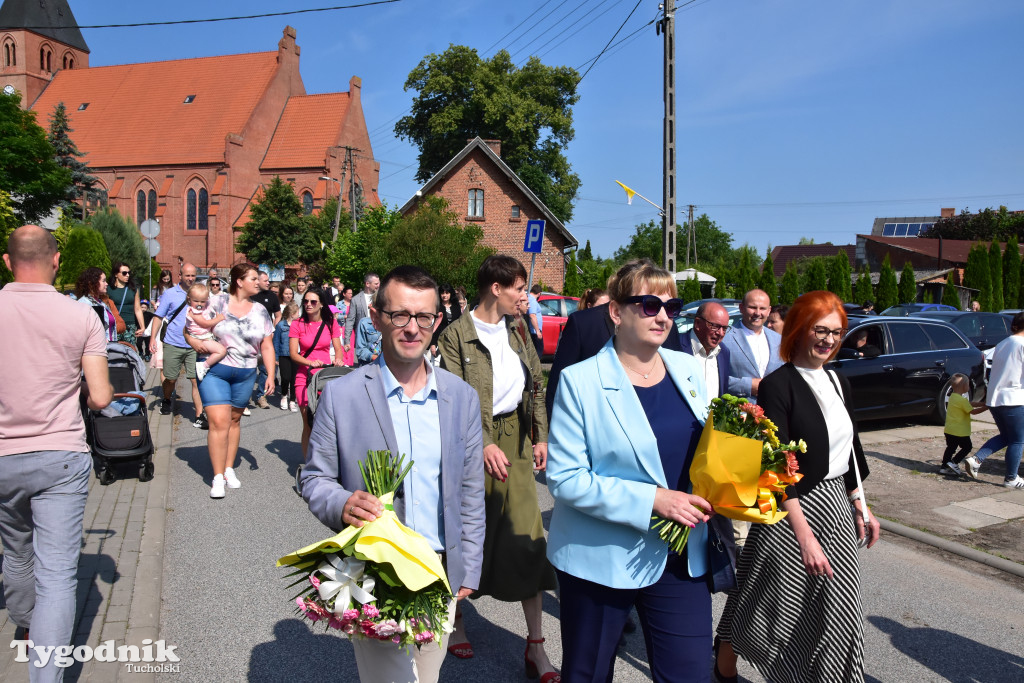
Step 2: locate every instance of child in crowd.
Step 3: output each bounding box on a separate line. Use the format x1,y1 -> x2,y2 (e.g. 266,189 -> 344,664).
185,283 -> 227,382
275,302 -> 299,412
941,373 -> 988,476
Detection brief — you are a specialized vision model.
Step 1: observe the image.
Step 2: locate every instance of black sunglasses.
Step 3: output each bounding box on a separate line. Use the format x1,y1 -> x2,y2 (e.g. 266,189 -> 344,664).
119,269 -> 131,275
622,295 -> 684,318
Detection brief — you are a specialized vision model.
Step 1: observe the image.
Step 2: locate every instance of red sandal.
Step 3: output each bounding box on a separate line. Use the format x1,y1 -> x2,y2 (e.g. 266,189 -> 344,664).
525,638 -> 561,682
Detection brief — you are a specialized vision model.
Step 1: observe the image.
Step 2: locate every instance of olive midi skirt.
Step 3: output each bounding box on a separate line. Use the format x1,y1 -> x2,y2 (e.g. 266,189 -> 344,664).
473,410 -> 557,602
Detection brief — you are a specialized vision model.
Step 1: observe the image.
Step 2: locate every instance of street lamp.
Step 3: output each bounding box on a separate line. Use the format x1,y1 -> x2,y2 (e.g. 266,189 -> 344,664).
320,175 -> 345,242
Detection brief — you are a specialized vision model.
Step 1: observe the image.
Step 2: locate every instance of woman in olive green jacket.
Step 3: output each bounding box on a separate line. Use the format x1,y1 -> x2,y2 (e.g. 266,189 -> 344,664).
439,255 -> 559,682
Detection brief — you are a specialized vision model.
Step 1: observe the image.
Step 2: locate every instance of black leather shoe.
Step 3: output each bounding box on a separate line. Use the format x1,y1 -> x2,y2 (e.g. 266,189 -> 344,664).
159,399 -> 171,415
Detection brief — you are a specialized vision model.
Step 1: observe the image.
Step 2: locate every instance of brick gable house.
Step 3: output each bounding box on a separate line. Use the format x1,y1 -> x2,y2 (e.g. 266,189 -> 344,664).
399,138 -> 577,291
7,5 -> 378,271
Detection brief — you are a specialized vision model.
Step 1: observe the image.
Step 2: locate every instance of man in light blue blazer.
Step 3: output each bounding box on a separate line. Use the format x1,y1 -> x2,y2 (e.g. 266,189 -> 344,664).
302,266 -> 485,683
722,288 -> 783,401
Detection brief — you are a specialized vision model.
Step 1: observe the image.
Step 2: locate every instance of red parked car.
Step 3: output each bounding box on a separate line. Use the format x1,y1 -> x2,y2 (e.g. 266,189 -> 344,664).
536,293 -> 580,358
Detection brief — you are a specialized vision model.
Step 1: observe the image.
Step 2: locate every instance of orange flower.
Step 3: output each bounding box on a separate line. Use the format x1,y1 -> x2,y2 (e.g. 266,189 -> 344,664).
785,451 -> 800,478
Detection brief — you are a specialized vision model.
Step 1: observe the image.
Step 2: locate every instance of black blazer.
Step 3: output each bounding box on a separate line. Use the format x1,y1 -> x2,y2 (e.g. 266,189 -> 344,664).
544,303 -> 684,419
679,332 -> 731,398
757,363 -> 869,500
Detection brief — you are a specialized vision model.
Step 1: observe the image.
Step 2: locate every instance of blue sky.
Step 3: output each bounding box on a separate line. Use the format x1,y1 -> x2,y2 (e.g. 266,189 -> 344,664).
69,0 -> 1024,260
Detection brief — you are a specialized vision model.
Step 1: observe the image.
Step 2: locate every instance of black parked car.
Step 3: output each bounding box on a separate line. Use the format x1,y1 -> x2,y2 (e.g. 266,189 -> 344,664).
829,317 -> 985,423
910,311 -> 1011,352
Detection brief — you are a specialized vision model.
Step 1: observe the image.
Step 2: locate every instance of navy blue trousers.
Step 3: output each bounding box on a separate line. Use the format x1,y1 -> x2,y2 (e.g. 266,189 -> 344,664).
557,554 -> 712,683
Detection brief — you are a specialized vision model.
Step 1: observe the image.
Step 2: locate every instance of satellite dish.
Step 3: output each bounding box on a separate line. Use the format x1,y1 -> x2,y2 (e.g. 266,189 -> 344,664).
140,219 -> 160,238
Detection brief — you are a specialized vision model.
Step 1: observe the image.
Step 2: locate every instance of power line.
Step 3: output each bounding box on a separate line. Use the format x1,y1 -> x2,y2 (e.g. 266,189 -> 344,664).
4,1 -> 404,30
576,0 -> 645,83
510,0 -> 597,62
534,0 -> 620,63
501,0 -> 575,54
483,0 -> 556,55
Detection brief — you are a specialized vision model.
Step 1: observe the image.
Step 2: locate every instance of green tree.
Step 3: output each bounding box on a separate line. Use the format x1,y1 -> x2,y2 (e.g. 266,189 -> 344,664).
0,91 -> 72,222
89,207 -> 150,283
714,270 -> 732,299
613,220 -> 662,265
563,250 -> 583,297
801,256 -> 828,294
989,241 -> 1005,311
236,177 -> 308,268
47,102 -> 99,216
395,45 -> 580,222
0,189 -> 18,285
57,226 -> 109,287
941,271 -> 961,310
963,244 -> 992,311
779,261 -> 800,305
733,246 -> 760,296
579,240 -> 593,262
898,261 -> 917,304
324,204 -> 399,289
53,207 -> 75,252
854,264 -> 874,304
691,214 -> 735,272
758,251 -> 778,303
921,206 -> 1024,241
1003,235 -> 1020,309
827,251 -> 853,302
679,275 -> 702,304
875,255 -> 899,310
367,196 -> 493,294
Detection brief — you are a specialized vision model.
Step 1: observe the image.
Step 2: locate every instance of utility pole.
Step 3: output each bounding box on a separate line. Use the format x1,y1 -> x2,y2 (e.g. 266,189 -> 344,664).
346,147 -> 358,233
660,0 -> 677,273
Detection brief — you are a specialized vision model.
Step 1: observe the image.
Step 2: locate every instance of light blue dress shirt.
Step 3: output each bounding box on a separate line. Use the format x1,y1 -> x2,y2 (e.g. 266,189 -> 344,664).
378,357 -> 446,552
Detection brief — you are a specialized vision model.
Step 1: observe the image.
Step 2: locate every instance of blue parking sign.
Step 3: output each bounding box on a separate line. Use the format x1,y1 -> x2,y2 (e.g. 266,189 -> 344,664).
523,219 -> 545,253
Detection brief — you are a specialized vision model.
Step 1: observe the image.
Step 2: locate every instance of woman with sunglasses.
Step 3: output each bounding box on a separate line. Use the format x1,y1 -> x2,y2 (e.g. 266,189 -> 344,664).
437,255 -> 558,680
714,291 -> 880,683
290,289 -> 344,458
109,261 -> 144,347
546,259 -> 717,681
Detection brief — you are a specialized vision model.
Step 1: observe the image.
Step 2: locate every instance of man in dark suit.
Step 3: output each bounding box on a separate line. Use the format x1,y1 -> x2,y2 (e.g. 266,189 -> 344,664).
679,301 -> 732,400
545,301 -> 684,419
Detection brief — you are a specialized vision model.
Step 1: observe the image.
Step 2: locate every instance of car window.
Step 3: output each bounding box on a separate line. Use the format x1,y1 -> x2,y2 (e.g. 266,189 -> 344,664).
921,323 -> 968,350
953,316 -> 981,337
538,299 -> 560,317
564,299 -> 579,315
980,314 -> 1009,336
888,323 -> 934,354
842,324 -> 886,354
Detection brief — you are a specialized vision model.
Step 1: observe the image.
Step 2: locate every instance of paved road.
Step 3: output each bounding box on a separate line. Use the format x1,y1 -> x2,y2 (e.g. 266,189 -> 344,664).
158,401 -> 1024,682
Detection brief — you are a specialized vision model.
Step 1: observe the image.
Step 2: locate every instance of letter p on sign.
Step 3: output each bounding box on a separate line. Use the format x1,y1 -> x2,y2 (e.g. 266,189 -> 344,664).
523,220 -> 545,254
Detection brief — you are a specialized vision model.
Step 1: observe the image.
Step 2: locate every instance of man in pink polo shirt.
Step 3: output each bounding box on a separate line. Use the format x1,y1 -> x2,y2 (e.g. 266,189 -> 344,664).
0,225 -> 113,683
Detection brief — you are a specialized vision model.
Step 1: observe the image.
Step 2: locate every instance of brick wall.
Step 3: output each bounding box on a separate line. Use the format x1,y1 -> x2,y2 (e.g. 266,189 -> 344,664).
3,30 -> 89,108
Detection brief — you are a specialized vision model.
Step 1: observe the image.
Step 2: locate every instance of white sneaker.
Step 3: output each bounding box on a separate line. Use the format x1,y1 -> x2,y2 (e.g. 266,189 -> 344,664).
280,397 -> 290,411
224,467 -> 241,489
947,461 -> 964,477
210,475 -> 226,498
1004,476 -> 1024,489
196,362 -> 208,382
290,402 -> 299,413
963,456 -> 981,479
242,406 -> 251,416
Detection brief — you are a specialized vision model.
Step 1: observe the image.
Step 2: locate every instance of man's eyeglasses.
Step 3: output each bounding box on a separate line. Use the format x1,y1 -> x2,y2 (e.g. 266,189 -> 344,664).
622,295 -> 684,319
303,299 -> 320,307
696,317 -> 728,333
379,309 -> 437,329
812,326 -> 848,341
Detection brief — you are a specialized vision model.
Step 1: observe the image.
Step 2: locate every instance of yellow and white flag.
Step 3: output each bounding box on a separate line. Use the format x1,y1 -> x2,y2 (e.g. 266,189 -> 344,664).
320,240 -> 326,251
615,180 -> 638,205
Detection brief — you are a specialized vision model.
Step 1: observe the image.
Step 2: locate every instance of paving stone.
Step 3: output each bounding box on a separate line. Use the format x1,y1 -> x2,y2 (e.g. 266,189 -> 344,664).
932,504 -> 1004,528
990,489 -> 1024,505
953,496 -> 1024,520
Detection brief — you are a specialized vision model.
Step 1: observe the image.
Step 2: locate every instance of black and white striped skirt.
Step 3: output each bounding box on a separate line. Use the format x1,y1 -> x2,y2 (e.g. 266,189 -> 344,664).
716,476 -> 865,682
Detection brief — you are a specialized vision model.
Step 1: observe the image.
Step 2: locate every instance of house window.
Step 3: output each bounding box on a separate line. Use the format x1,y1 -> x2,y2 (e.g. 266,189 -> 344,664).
511,205 -> 521,218
468,189 -> 484,218
186,186 -> 209,231
302,191 -> 314,215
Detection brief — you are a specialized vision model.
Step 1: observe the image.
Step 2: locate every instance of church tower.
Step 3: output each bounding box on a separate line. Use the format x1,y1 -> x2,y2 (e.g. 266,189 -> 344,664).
0,0 -> 89,108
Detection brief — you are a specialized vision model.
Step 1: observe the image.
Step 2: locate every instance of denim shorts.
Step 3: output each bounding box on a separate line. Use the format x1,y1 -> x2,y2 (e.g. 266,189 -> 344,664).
197,363 -> 257,409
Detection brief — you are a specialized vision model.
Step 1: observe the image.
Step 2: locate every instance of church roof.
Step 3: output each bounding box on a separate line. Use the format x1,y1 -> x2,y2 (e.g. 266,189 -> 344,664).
261,92 -> 350,170
0,0 -> 90,53
30,51 -> 281,167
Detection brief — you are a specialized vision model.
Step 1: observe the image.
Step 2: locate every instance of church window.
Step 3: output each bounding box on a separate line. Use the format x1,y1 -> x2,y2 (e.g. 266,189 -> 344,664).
63,55 -> 67,69
137,186 -> 156,226
468,189 -> 484,218
186,185 -> 209,231
186,189 -> 197,231
4,41 -> 15,67
302,191 -> 314,215
198,189 -> 209,230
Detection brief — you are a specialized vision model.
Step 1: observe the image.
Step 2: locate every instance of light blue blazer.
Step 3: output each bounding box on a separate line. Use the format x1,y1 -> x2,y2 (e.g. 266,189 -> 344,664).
721,324 -> 783,399
546,340 -> 710,590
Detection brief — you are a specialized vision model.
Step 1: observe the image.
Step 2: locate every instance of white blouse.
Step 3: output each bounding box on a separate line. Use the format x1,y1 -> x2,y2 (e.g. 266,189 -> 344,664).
471,312 -> 526,415
794,366 -> 853,480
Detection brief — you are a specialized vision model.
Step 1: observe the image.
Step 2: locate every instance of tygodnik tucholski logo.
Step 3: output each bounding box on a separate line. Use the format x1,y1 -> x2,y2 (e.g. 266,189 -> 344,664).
10,638 -> 181,671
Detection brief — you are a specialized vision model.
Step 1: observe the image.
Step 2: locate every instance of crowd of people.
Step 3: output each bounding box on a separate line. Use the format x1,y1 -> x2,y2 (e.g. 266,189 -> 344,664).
14,219 -> 1022,682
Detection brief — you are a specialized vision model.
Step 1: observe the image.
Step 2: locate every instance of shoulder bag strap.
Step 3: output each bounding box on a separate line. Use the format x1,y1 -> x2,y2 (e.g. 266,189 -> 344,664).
302,321 -> 328,358
159,300 -> 188,342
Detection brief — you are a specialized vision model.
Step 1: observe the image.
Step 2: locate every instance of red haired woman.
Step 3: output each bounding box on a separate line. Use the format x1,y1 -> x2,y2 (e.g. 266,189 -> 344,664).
714,291 -> 881,683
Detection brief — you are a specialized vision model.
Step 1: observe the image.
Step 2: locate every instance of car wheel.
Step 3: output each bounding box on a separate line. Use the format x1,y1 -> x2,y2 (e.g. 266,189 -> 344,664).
932,377 -> 956,425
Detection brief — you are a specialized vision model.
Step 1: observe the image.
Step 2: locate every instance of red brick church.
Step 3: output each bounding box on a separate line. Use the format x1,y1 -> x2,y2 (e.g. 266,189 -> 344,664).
2,0 -> 378,270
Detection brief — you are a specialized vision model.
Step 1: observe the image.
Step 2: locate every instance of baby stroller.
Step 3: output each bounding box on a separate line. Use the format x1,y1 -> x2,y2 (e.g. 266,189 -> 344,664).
295,366 -> 354,494
86,341 -> 155,485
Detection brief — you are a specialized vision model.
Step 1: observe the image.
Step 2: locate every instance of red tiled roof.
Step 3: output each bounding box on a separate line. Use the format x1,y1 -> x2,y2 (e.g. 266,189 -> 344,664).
768,244 -> 856,277
261,93 -> 349,169
30,51 -> 281,167
860,235 -> 1024,264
